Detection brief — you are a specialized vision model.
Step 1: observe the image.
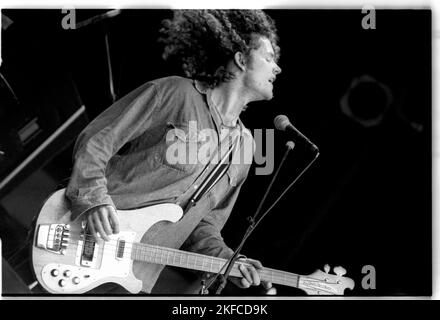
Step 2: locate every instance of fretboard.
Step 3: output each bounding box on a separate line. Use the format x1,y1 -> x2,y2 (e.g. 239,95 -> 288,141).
131,243 -> 300,288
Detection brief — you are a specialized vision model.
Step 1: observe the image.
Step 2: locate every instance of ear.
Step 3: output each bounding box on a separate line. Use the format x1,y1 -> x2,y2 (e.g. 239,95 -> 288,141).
233,52 -> 247,72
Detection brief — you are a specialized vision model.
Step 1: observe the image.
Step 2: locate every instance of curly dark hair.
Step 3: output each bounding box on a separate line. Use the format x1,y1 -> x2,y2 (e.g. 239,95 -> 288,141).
159,10 -> 280,87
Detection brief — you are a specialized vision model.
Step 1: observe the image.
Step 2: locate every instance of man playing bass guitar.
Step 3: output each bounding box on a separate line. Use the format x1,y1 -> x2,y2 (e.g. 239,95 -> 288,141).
65,9 -> 281,294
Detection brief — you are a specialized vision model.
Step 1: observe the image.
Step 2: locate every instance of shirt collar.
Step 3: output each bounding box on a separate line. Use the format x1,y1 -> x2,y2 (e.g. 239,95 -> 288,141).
193,79 -> 252,140
194,79 -> 209,95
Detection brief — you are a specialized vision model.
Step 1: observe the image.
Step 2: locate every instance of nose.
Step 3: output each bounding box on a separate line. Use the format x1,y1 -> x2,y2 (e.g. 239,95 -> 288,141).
274,63 -> 281,75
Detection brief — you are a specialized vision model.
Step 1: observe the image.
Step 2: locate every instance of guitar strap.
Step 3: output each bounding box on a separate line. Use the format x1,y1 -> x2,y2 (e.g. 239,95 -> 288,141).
180,131 -> 241,214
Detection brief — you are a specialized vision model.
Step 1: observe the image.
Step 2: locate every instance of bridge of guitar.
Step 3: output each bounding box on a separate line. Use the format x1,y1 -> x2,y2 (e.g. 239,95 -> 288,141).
36,223 -> 71,255
35,220 -> 125,267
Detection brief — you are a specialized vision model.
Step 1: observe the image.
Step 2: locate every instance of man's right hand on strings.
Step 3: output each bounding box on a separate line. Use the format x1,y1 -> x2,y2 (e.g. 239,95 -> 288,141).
86,205 -> 120,241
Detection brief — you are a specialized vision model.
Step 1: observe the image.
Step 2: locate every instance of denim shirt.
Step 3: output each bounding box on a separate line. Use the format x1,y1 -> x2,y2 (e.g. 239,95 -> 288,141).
65,76 -> 254,292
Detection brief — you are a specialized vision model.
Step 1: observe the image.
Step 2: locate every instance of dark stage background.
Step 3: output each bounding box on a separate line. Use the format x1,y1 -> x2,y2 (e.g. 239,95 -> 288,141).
0,9 -> 431,296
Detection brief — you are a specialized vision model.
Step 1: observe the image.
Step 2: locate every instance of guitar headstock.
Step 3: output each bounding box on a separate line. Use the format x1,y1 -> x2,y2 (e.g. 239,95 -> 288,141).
298,264 -> 355,295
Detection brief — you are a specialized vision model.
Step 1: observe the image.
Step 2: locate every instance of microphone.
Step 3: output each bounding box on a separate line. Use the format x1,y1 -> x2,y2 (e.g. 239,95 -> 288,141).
274,115 -> 319,152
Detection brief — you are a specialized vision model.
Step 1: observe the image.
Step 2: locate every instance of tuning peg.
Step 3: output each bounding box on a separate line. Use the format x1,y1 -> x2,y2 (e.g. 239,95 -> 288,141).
333,266 -> 347,276
324,264 -> 330,273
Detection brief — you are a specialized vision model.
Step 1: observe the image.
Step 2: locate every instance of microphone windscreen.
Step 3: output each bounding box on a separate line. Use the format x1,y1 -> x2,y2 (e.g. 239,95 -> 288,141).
274,115 -> 290,131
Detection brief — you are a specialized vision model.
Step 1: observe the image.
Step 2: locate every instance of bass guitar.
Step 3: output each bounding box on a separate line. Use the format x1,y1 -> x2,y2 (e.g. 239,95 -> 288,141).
32,188 -> 355,295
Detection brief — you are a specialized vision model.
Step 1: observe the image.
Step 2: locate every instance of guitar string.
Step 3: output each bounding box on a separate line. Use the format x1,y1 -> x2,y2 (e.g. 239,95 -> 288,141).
58,235 -> 283,280
42,235 -> 342,291
53,248 -> 303,287
48,235 -> 307,285
55,236 -> 270,278
49,232 -> 342,286
47,231 -> 343,287
58,231 -> 343,284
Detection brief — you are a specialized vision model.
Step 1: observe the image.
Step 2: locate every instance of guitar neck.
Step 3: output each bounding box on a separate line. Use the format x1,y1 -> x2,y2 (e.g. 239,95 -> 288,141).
131,243 -> 300,288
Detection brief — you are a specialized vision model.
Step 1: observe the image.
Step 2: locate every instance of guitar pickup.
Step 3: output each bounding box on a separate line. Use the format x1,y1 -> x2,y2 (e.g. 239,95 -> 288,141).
116,239 -> 125,260
74,220 -> 99,268
77,236 -> 99,267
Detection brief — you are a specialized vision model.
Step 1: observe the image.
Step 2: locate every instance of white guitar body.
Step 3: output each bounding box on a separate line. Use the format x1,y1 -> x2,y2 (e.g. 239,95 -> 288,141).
32,189 -> 183,294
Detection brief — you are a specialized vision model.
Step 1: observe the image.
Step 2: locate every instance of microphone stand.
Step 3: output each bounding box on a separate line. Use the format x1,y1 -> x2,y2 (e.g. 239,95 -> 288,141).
203,141 -> 298,295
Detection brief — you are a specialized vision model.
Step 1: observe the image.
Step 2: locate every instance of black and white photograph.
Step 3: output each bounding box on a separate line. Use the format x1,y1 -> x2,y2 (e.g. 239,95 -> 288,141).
0,5 -> 433,303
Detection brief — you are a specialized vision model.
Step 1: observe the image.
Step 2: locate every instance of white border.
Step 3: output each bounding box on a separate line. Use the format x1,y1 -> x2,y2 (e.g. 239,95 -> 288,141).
0,0 -> 438,300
